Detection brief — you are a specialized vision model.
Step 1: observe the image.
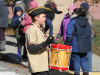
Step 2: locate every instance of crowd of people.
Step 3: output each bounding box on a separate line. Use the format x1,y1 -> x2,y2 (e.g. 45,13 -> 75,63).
0,0 -> 96,75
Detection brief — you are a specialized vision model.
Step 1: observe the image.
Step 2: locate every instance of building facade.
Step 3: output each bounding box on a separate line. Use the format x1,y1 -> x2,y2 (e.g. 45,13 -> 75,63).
35,0 -> 73,36
8,0 -> 73,36
74,1 -> 100,20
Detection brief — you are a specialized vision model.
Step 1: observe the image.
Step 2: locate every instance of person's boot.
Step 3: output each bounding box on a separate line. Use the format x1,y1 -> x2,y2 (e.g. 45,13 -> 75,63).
19,58 -> 23,63
74,74 -> 80,75
14,43 -> 18,47
0,41 -> 6,51
83,72 -> 89,75
22,55 -> 27,62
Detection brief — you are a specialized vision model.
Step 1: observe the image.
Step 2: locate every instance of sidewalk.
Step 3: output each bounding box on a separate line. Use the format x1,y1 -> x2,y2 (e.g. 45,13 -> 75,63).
0,35 -> 100,75
0,35 -> 28,67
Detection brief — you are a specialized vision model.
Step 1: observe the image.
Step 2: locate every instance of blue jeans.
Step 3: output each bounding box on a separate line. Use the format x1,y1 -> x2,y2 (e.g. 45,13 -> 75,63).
72,52 -> 88,74
69,53 -> 74,70
45,18 -> 53,36
86,39 -> 93,72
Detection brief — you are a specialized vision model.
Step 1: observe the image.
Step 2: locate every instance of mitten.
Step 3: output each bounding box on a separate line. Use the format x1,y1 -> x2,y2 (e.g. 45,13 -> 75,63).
45,36 -> 54,46
56,38 -> 59,41
60,11 -> 63,13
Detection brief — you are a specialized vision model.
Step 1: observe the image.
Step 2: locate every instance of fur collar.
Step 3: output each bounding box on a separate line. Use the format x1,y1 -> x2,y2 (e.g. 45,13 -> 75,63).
70,13 -> 78,19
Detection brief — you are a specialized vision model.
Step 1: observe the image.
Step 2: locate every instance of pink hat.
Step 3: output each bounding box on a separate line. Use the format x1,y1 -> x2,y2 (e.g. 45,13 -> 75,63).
30,1 -> 38,9
68,5 -> 75,11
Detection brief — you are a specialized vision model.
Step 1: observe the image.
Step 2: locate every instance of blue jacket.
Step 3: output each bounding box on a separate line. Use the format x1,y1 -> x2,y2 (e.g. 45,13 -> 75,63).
11,6 -> 23,28
65,16 -> 91,53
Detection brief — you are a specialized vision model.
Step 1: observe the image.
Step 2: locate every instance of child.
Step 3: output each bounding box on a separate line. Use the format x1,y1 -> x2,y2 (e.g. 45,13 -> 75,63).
56,5 -> 75,71
21,0 -> 38,33
44,0 -> 62,37
21,1 -> 38,60
56,5 -> 75,41
11,6 -> 25,63
26,7 -> 54,75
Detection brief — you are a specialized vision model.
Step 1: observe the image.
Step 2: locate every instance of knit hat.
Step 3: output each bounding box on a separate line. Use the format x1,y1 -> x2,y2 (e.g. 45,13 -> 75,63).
80,2 -> 89,11
68,5 -> 76,11
30,1 -> 38,9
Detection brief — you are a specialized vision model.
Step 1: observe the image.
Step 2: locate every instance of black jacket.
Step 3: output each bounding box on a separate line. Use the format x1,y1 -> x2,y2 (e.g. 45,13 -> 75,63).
44,2 -> 61,21
65,16 -> 91,53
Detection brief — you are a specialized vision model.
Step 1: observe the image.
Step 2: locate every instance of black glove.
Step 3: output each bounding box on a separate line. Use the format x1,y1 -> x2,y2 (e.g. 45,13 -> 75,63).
21,17 -> 23,20
45,36 -> 54,46
53,41 -> 57,45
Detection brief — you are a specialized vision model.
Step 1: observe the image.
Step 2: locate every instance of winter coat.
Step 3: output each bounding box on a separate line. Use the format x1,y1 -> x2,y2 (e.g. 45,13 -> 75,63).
44,2 -> 61,21
65,16 -> 91,53
11,7 -> 24,38
21,13 -> 32,33
56,14 -> 70,41
0,1 -> 9,28
85,12 -> 95,38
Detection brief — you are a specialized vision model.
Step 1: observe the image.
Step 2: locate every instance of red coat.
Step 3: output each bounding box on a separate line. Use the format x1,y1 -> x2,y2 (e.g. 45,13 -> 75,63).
21,13 -> 32,33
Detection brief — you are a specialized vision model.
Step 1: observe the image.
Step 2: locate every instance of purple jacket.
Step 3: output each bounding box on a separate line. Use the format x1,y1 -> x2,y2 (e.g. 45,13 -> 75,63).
56,14 -> 70,41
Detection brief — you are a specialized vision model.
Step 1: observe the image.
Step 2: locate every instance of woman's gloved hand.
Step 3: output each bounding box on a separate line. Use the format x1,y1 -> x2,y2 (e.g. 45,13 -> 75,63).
56,38 -> 59,41
60,11 -> 63,13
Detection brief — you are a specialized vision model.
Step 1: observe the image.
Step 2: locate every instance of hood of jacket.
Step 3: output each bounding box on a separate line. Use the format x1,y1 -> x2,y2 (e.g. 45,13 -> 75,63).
14,6 -> 23,16
64,13 -> 70,19
0,1 -> 7,6
74,16 -> 88,27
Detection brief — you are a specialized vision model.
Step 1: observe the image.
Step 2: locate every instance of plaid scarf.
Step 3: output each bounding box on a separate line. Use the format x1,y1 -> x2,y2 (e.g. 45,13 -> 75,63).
49,2 -> 57,9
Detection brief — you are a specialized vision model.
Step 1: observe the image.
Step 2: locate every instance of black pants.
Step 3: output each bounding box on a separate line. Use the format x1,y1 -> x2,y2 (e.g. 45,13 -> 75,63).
22,37 -> 27,60
0,28 -> 5,41
31,71 -> 49,75
17,37 -> 27,59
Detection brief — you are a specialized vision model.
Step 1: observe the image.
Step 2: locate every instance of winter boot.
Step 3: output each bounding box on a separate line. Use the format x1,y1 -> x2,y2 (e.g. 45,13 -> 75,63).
83,72 -> 89,75
19,58 -> 23,63
74,74 -> 80,75
0,40 -> 6,51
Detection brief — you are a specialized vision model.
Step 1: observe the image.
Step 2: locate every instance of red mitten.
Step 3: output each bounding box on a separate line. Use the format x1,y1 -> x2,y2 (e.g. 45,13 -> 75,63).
60,11 -> 63,13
